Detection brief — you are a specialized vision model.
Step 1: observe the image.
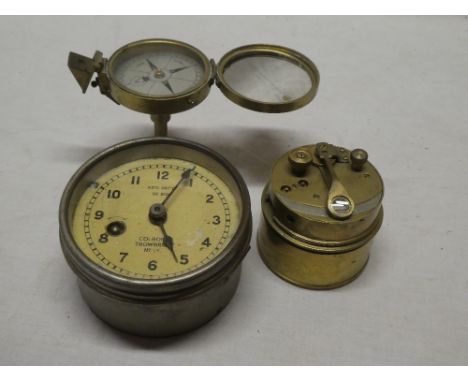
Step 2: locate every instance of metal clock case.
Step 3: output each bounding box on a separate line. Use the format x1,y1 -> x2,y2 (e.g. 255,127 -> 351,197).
68,38 -> 320,135
258,142 -> 384,289
59,137 -> 251,337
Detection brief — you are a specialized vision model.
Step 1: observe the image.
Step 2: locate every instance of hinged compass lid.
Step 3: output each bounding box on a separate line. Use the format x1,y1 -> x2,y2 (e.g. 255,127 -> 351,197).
216,44 -> 319,113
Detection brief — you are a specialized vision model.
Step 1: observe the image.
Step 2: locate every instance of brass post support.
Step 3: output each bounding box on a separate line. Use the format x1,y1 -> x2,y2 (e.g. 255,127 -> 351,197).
151,114 -> 171,136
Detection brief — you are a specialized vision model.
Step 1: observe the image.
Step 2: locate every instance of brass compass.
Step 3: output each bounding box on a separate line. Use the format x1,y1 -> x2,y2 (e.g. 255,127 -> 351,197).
68,38 -> 320,135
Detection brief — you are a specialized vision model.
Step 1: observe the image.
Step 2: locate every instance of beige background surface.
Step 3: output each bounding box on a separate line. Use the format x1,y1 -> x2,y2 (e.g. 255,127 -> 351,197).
1,16 -> 467,365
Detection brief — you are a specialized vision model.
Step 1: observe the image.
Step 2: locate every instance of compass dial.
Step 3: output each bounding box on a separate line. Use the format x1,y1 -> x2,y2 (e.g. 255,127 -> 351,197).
71,158 -> 241,280
110,45 -> 206,98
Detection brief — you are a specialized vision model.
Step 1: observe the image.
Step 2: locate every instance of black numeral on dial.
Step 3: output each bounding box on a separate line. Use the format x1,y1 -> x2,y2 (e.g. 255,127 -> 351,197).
107,190 -> 121,199
119,252 -> 128,262
131,176 -> 140,185
212,215 -> 221,225
206,194 -> 214,203
156,171 -> 169,180
202,237 -> 211,247
148,260 -> 158,270
94,210 -> 104,220
99,233 -> 108,243
180,254 -> 189,264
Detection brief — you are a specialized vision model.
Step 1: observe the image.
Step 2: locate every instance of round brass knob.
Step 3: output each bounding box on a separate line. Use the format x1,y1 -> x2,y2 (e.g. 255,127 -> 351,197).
350,148 -> 368,171
288,148 -> 313,176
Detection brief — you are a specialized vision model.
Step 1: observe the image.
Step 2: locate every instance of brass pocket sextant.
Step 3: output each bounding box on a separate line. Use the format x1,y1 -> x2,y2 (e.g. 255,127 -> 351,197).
258,142 -> 384,289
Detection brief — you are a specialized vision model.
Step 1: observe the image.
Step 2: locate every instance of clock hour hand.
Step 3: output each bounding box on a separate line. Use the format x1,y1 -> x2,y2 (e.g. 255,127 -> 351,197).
159,224 -> 178,263
148,203 -> 178,263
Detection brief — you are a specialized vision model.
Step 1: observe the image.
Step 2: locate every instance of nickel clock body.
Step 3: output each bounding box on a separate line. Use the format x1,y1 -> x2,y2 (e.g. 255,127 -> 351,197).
60,138 -> 251,336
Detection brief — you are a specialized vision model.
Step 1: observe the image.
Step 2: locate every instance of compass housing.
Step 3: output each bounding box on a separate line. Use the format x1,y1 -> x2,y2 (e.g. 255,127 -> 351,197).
106,39 -> 214,115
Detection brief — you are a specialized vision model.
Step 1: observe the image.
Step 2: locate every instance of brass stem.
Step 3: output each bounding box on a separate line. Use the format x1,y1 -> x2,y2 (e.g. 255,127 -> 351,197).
151,114 -> 171,136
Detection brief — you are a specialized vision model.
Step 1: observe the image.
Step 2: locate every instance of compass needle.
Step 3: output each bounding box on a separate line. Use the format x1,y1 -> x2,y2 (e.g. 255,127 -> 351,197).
146,58 -> 158,71
162,79 -> 175,94
169,66 -> 191,74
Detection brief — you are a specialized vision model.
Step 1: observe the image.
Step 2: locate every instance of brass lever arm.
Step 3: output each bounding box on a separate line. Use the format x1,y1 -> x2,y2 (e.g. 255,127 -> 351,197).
315,143 -> 355,219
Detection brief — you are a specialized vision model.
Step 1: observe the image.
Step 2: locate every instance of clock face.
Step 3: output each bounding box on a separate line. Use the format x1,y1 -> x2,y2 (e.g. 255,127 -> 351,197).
71,158 -> 241,280
110,44 -> 206,98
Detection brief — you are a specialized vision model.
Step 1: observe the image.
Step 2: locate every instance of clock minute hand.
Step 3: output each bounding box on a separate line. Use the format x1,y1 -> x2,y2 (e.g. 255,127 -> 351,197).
161,167 -> 195,206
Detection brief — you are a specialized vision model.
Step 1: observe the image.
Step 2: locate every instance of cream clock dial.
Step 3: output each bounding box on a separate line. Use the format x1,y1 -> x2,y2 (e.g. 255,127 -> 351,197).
71,158 -> 240,280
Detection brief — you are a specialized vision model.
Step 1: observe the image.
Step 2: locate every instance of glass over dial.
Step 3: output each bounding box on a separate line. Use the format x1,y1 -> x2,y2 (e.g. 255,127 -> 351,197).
110,43 -> 206,98
216,44 -> 319,113
71,158 -> 241,280
223,55 -> 312,103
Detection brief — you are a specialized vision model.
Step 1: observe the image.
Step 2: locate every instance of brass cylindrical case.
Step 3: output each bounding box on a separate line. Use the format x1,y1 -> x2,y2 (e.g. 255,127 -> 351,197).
258,143 -> 384,289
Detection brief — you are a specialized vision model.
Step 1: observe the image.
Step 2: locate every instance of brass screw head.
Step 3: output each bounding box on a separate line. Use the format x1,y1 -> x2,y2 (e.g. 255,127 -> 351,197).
330,196 -> 351,214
